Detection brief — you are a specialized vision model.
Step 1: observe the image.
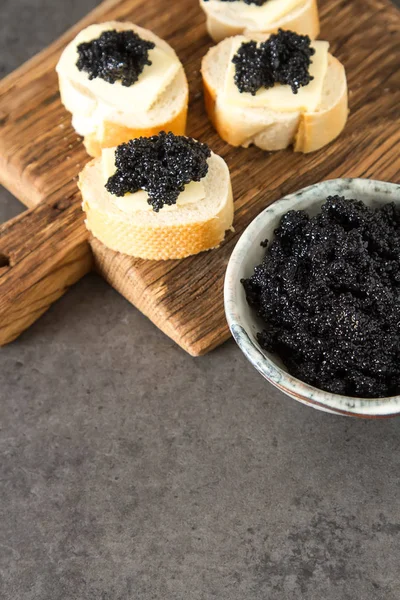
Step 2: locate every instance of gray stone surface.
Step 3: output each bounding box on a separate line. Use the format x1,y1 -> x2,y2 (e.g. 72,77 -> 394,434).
1,1 -> 400,599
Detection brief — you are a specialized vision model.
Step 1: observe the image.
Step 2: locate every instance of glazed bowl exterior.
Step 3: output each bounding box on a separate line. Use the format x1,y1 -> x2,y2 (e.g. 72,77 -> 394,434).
224,178 -> 400,418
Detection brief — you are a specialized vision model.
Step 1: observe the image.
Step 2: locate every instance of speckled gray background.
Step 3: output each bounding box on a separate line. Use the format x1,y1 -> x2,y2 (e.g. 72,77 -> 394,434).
1,1 -> 400,599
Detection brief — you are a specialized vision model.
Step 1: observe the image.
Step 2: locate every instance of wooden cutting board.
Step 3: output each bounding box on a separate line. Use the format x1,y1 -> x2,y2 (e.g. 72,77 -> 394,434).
0,0 -> 399,355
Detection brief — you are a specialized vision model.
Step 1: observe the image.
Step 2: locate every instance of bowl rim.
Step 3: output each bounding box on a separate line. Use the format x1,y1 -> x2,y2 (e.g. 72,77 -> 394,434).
224,177 -> 400,417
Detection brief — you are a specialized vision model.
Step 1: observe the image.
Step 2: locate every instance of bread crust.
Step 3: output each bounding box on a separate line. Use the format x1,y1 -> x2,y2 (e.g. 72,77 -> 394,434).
201,42 -> 348,153
202,0 -> 320,43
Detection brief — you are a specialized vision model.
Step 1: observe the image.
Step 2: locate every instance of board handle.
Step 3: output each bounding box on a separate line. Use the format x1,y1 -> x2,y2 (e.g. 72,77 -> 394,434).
0,197 -> 92,345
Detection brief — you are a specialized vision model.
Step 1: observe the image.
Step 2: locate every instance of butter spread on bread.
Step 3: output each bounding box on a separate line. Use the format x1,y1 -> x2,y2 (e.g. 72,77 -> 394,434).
58,25 -> 180,113
101,147 -> 206,213
203,0 -> 305,28
79,133 -> 234,260
200,0 -> 320,43
56,22 -> 189,157
103,132 -> 211,212
223,37 -> 329,112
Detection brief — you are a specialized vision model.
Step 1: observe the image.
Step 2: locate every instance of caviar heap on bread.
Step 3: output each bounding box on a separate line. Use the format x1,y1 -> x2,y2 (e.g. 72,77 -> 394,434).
56,22 -> 188,157
201,29 -> 348,153
200,0 -> 319,43
79,132 -> 234,260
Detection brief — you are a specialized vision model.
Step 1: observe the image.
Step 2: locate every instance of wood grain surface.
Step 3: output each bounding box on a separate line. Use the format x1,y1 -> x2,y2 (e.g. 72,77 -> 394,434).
0,196 -> 92,345
0,0 -> 399,354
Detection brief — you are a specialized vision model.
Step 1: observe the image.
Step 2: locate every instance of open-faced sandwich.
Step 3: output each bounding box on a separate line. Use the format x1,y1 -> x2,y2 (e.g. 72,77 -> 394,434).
79,132 -> 234,260
56,21 -> 188,157
200,0 -> 319,43
202,29 -> 348,153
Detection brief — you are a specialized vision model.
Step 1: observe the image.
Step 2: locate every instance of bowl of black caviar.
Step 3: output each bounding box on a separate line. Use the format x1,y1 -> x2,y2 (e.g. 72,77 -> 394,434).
225,179 -> 400,417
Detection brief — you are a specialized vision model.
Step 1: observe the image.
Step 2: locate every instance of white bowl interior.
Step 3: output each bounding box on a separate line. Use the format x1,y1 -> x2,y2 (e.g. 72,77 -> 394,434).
225,178 -> 400,417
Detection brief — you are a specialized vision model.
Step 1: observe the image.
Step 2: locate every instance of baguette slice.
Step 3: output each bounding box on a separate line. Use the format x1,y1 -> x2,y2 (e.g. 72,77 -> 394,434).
202,36 -> 348,153
79,151 -> 234,260
200,0 -> 319,43
57,21 -> 188,158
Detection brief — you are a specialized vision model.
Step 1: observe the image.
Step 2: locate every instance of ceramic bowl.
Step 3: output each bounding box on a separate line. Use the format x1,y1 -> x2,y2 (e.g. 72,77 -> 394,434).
224,178 -> 400,418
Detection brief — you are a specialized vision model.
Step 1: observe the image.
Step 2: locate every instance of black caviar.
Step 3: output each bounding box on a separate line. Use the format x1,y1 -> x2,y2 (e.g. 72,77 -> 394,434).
233,29 -> 315,95
106,132 -> 211,212
204,0 -> 268,4
76,30 -> 155,86
242,196 -> 400,398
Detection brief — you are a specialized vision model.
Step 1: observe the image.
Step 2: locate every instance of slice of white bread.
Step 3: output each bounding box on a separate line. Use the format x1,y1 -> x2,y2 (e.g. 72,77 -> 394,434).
202,35 -> 348,153
57,21 -> 189,158
79,151 -> 234,260
200,0 -> 319,43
